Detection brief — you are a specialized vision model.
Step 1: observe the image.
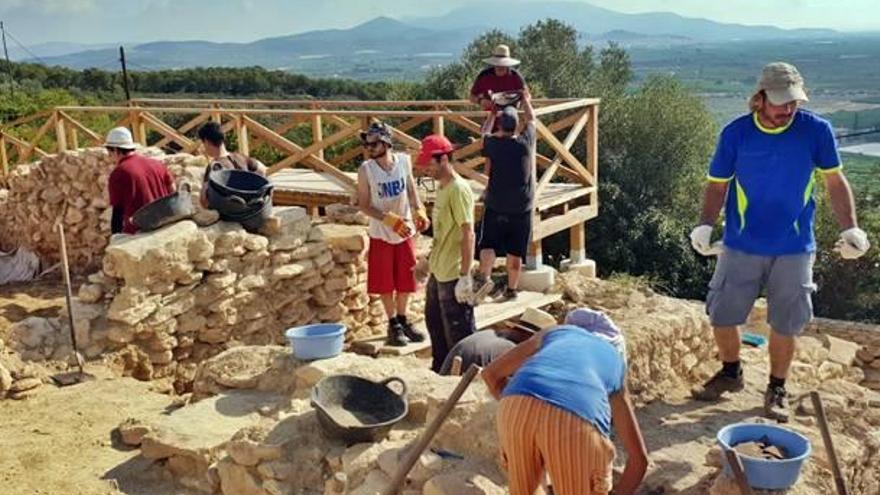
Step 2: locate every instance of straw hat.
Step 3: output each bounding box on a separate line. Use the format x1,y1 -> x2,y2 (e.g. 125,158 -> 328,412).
509,307 -> 557,334
483,44 -> 520,67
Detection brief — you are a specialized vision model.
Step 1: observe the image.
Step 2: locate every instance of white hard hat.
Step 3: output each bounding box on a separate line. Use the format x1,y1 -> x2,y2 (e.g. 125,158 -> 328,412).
104,127 -> 137,149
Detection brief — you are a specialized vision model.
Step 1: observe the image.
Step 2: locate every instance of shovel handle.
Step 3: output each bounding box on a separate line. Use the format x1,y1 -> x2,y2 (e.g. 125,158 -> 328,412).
55,223 -> 83,374
384,364 -> 480,495
724,449 -> 755,495
811,391 -> 849,495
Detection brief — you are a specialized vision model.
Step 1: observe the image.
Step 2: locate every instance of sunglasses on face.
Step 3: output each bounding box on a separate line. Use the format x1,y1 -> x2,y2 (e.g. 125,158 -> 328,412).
362,140 -> 384,149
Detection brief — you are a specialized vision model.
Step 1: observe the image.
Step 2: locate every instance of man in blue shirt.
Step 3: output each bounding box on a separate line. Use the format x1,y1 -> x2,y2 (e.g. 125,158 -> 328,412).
689,62 -> 871,422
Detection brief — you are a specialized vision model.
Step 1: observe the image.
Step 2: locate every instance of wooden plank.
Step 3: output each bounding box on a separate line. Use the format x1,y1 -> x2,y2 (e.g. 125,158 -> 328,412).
58,111 -> 104,144
587,104 -> 599,200
141,112 -> 196,149
130,97 -> 577,108
447,114 -> 484,135
21,115 -> 56,162
535,204 -> 599,240
536,186 -> 593,212
452,138 -> 484,161
535,120 -> 595,186
533,99 -> 597,117
0,135 -> 8,176
273,116 -> 304,137
155,111 -> 210,149
331,144 -> 367,167
536,109 -> 590,195
0,110 -> 54,130
243,116 -> 357,190
547,111 -> 583,134
54,113 -> 68,152
3,133 -> 50,159
351,291 -> 562,356
311,113 -> 324,160
270,120 -> 362,172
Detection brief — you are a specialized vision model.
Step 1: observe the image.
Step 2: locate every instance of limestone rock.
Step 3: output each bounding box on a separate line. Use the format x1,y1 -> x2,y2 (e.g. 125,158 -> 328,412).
218,457 -> 264,495
78,283 -> 105,303
108,287 -> 160,326
422,471 -> 506,495
192,346 -> 297,399
227,438 -> 283,467
318,224 -> 368,252
118,418 -> 154,446
9,377 -> 42,393
826,335 -> 860,366
0,364 -> 13,393
193,208 -> 221,227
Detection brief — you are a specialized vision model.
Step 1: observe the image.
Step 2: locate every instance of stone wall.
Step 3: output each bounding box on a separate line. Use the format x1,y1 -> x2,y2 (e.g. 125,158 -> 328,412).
6,211 -> 413,393
807,317 -> 880,391
2,147 -> 207,272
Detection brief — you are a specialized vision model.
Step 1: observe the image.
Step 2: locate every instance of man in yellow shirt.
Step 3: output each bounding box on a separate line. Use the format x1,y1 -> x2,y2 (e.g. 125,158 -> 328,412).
416,134 -> 477,372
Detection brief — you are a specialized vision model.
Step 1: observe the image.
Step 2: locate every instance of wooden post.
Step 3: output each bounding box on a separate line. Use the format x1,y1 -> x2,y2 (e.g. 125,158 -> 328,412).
137,114 -> 147,146
54,113 -> 68,152
236,115 -> 250,156
527,233 -> 543,270
0,134 -> 8,178
586,104 -> 599,205
311,104 -> 324,161
361,116 -> 370,162
68,124 -> 78,150
211,103 -> 221,124
570,221 -> 585,264
433,113 -> 445,136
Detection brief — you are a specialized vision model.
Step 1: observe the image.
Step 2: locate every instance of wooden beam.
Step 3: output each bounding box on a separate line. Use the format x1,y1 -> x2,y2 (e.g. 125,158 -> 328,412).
587,104 -> 599,205
446,114 -> 484,135
68,125 -> 79,150
331,144 -> 367,167
533,99 -> 598,117
0,110 -> 53,130
433,115 -> 444,136
536,109 -> 590,196
452,137 -> 484,161
272,116 -> 304,137
535,120 -> 595,186
3,133 -> 49,159
141,112 -> 196,149
21,115 -> 56,162
129,97 -> 578,108
236,115 -> 250,156
396,116 -> 431,134
311,113 -> 324,160
58,111 -> 103,145
536,186 -> 594,212
242,115 -> 357,190
0,135 -> 8,177
535,204 -> 598,239
570,221 -> 586,262
155,111 -> 210,149
547,111 -> 583,134
269,120 -> 361,172
54,112 -> 68,152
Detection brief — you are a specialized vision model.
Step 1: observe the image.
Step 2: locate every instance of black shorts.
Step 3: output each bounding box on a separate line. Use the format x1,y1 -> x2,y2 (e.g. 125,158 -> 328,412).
479,208 -> 532,259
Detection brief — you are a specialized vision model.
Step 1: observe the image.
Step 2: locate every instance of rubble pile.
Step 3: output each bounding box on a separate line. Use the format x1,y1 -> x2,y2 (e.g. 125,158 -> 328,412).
808,318 -> 880,391
121,348 -> 505,495
5,211 -> 404,393
2,147 -> 207,272
0,337 -> 48,400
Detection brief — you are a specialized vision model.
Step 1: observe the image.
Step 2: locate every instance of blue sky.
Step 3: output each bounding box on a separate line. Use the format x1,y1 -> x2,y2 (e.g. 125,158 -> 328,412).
1,0 -> 878,45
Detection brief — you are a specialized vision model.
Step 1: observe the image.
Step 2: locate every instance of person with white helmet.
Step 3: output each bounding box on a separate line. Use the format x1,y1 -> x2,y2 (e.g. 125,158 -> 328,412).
105,127 -> 175,235
690,62 -> 871,422
481,307 -> 648,495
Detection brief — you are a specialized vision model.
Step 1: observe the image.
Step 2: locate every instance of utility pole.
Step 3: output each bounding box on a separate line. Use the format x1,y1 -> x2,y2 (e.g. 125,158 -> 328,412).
119,46 -> 131,101
1,21 -> 13,97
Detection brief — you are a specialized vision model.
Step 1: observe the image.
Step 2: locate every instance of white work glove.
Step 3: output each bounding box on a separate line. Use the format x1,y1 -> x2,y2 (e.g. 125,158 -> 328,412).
454,274 -> 474,305
835,227 -> 870,260
689,224 -> 724,257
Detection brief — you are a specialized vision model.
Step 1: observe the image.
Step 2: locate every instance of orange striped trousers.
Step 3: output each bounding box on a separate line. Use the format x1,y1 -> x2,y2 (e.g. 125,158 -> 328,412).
497,395 -> 616,495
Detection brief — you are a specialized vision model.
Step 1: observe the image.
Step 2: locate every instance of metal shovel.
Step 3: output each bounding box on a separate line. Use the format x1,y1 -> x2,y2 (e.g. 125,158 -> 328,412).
51,222 -> 94,386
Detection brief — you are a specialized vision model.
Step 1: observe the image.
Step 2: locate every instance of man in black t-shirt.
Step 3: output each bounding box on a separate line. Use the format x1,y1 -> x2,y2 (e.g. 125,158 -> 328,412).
473,89 -> 537,302
197,121 -> 267,208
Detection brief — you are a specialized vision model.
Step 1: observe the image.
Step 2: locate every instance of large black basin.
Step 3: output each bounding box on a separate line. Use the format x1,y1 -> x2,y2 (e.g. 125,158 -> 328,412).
311,375 -> 408,444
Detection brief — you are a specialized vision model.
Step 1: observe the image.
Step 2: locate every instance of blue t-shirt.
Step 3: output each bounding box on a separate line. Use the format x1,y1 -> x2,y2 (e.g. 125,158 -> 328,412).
708,110 -> 841,256
502,326 -> 627,437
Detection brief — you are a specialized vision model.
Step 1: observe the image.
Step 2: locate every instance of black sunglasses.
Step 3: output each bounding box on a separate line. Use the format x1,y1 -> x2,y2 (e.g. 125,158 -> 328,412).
362,140 -> 384,149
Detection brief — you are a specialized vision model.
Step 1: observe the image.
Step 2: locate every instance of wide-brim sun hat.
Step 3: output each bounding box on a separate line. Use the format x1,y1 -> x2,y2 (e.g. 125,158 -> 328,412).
509,307 -> 558,334
758,62 -> 809,106
104,126 -> 137,150
483,44 -> 520,67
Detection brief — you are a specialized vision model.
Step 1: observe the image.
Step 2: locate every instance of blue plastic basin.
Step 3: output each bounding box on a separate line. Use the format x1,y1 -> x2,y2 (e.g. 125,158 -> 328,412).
717,423 -> 812,490
285,324 -> 346,360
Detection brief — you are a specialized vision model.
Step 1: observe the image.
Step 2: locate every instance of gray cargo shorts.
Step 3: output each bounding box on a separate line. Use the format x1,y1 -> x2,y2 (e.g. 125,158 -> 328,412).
706,248 -> 816,336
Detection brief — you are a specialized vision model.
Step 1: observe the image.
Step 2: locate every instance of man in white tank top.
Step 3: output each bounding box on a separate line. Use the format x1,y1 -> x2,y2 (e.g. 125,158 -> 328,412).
356,122 -> 431,346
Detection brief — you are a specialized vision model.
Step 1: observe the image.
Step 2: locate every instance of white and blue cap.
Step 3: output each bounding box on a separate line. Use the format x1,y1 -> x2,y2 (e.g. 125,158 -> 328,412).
564,307 -> 627,362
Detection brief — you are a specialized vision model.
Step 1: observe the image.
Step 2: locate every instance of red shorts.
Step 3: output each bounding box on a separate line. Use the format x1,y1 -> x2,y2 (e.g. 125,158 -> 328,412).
367,237 -> 417,294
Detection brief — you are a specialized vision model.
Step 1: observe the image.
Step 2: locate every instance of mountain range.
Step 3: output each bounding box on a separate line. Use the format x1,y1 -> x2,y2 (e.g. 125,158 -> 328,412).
21,1 -> 839,79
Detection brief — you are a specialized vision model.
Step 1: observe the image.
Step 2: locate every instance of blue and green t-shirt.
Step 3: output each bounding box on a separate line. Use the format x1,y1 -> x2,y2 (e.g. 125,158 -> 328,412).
708,110 -> 841,256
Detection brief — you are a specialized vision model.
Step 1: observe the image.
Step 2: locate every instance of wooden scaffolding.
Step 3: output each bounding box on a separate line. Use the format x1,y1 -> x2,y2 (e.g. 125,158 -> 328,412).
0,97 -> 599,266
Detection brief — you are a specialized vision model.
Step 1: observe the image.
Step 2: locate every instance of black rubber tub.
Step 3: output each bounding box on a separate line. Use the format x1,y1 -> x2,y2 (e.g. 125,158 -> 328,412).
207,169 -> 273,201
205,169 -> 274,232
311,375 -> 408,444
131,182 -> 194,232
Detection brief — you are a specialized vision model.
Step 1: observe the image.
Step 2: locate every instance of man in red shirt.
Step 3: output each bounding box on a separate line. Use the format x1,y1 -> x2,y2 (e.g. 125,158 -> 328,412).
105,127 -> 175,235
470,44 -> 528,111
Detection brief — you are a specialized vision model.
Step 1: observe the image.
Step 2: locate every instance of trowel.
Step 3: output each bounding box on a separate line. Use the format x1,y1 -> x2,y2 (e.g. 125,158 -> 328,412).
51,222 -> 95,387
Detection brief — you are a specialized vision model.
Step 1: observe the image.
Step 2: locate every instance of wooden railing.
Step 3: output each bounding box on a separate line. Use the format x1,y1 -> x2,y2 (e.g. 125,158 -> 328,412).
1,97 -> 599,267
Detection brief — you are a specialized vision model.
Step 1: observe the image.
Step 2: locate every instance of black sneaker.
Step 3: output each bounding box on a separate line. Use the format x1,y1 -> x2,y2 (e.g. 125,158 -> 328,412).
764,386 -> 790,423
385,320 -> 409,347
691,368 -> 745,401
501,287 -> 518,301
398,317 -> 426,343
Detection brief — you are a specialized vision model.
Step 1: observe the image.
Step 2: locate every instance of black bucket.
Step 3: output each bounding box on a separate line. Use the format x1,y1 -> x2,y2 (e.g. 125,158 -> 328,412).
131,182 -> 194,232
208,169 -> 273,202
311,375 -> 408,444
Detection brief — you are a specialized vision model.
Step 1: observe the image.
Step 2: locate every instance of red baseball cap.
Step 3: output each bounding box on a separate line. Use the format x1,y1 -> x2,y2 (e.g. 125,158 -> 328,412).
416,134 -> 455,166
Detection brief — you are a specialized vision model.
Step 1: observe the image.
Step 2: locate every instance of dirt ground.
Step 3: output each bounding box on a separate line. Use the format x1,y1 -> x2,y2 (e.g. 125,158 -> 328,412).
1,280 -> 877,495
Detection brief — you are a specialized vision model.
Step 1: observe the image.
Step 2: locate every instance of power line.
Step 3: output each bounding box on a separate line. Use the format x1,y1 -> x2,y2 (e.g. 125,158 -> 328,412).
3,28 -> 46,65
837,128 -> 880,140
